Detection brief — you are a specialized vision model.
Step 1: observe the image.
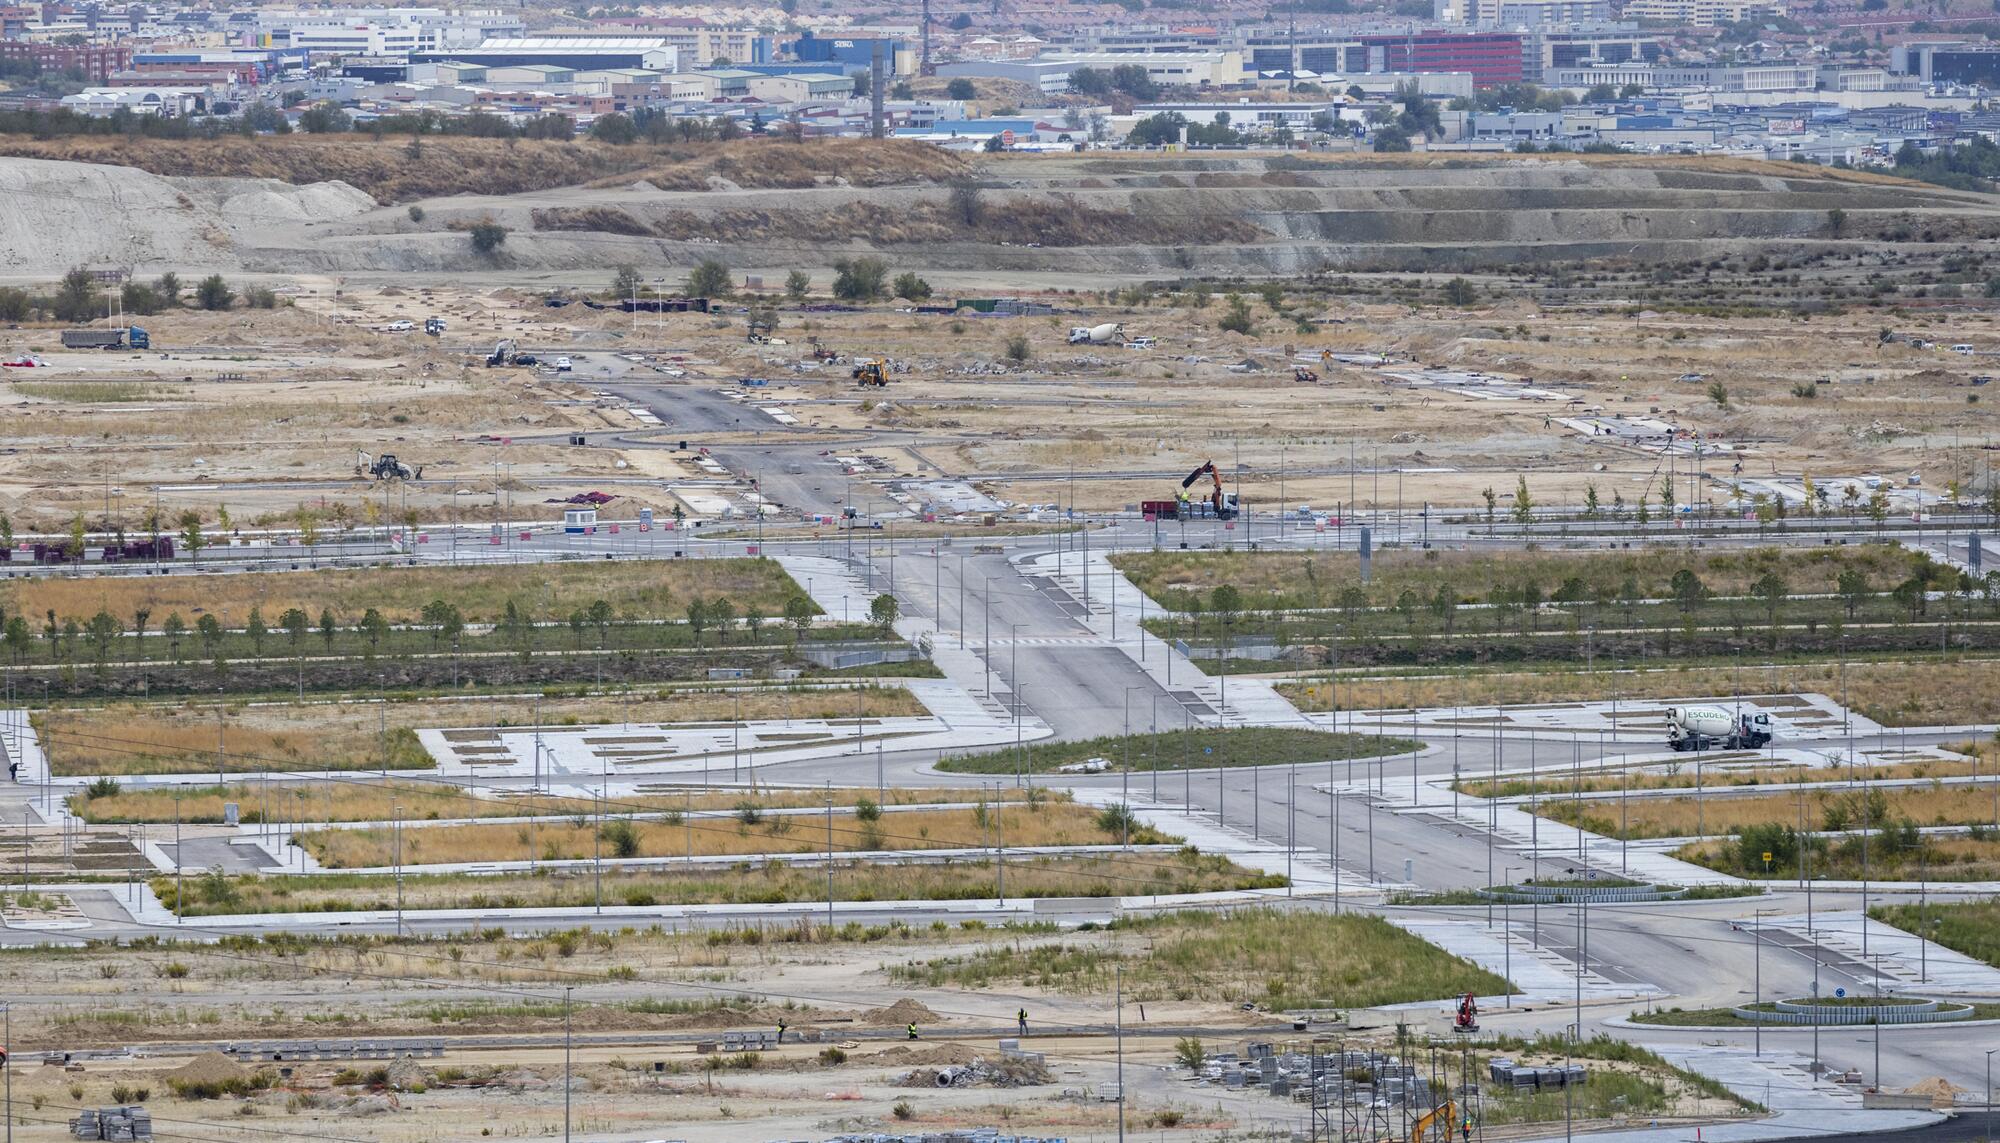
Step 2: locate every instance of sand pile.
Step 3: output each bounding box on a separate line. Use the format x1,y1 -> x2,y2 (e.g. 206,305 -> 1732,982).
166,1053 -> 250,1085
868,1044 -> 981,1067
864,998 -> 941,1025
1905,1077 -> 1964,1106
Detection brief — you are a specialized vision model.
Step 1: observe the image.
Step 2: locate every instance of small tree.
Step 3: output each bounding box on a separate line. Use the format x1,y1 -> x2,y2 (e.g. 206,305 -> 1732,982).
318,608 -> 337,653
1751,570 -> 1787,636
707,596 -> 736,643
359,607 -> 389,660
177,509 -> 206,565
948,180 -> 984,227
686,598 -> 710,647
610,265 -> 642,299
1837,567 -> 1869,619
84,609 -> 121,673
238,606 -> 265,658
298,101 -> 351,133
869,593 -> 900,636
194,274 -> 233,311
764,596 -> 810,653
945,78 -> 976,100
1003,333 -> 1031,363
155,271 -> 182,307
685,258 -> 732,298
1442,277 -> 1478,307
1217,293 -> 1255,335
162,612 -> 187,663
785,270 -> 811,301
1582,483 -> 1600,519
469,220 -> 508,255
892,271 -> 933,301
831,257 -> 889,302
54,267 -> 98,322
1669,568 -> 1707,614
1511,475 -> 1533,526
281,607 -> 309,652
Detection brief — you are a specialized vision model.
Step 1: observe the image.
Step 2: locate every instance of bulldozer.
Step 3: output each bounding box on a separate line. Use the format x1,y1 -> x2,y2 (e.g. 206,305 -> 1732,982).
357,451 -> 422,481
852,359 -> 889,387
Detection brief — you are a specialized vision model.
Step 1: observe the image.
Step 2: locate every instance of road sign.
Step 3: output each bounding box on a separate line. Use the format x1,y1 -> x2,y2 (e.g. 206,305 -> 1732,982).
1835,987 -> 1846,998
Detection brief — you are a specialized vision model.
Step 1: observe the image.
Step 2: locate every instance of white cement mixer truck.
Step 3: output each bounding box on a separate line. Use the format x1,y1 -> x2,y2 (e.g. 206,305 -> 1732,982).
1068,322 -> 1123,345
1666,706 -> 1773,751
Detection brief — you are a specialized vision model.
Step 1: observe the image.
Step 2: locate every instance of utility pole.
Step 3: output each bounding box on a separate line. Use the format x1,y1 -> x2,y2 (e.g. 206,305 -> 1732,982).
1115,963 -> 1126,1143
563,986 -> 573,1143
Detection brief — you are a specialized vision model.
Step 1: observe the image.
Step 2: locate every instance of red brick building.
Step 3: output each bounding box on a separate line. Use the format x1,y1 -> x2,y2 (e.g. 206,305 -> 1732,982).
0,40 -> 131,81
1356,31 -> 1523,88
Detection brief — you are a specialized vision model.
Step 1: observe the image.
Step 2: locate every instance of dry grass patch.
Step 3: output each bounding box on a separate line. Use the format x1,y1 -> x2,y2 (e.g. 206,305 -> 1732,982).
1114,546 -> 1925,612
1279,658 -> 2000,728
2,557 -> 802,626
39,703 -> 430,776
41,685 -> 919,777
1679,829 -> 2000,881
893,909 -> 1511,1008
1459,754 -> 1986,799
76,781 -> 1044,825
1546,782 -> 2000,841
152,852 -> 1281,916
298,801 -> 1161,868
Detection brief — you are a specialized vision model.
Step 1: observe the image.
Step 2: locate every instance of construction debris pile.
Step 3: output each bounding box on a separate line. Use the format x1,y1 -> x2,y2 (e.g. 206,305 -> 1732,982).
900,1054 -> 1052,1089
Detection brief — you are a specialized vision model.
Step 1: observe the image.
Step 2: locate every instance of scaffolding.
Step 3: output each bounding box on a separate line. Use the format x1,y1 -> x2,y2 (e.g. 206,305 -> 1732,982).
1309,1035 -> 1484,1143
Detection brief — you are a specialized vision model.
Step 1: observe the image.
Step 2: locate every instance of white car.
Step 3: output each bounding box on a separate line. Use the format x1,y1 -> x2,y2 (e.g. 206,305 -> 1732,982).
383,319 -> 414,332
554,356 -> 573,372
1952,344 -> 1975,354
1124,337 -> 1157,350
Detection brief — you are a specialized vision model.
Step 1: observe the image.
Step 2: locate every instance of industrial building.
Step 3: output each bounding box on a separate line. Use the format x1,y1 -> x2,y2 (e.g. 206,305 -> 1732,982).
411,36 -> 676,73
1616,0 -> 1785,26
1893,41 -> 2000,87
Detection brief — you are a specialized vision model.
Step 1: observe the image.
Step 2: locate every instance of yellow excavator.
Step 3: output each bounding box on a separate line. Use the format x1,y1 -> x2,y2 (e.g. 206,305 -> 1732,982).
1411,1100 -> 1459,1143
852,359 -> 889,387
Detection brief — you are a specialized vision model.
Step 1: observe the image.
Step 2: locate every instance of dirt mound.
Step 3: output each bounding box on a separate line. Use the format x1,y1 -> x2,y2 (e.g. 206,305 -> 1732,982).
166,1052 -> 250,1085
385,1059 -> 431,1092
864,998 -> 941,1025
1905,1077 -> 1964,1098
867,1043 -> 981,1066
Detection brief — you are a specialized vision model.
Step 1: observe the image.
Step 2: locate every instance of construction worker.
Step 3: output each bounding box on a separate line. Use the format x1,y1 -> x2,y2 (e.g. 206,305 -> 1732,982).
775,1019 -> 788,1044
907,1022 -> 919,1041
1017,1008 -> 1028,1036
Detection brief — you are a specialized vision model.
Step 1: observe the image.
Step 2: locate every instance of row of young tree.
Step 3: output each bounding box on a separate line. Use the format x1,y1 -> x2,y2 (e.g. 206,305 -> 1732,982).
646,257 -> 933,304
0,268 -> 269,324
0,590 -> 898,673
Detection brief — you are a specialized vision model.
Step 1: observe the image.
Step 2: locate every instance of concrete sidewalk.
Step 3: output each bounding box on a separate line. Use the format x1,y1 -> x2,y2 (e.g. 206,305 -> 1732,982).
1517,1047 -> 1943,1143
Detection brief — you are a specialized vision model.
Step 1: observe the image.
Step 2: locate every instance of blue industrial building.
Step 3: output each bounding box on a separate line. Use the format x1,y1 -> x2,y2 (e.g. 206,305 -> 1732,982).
788,31 -> 904,73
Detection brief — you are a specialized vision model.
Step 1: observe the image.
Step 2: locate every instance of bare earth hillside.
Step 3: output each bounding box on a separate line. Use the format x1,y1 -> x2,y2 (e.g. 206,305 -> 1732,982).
0,141 -> 1994,282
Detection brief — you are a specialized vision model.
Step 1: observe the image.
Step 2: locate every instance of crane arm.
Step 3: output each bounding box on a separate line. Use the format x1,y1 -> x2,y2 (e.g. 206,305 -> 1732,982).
1182,461 -> 1215,490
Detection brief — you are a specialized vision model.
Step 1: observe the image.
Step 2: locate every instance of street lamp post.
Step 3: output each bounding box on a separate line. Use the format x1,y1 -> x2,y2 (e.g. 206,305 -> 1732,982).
1985,1049 -> 1994,1143
1502,865 -> 1518,1008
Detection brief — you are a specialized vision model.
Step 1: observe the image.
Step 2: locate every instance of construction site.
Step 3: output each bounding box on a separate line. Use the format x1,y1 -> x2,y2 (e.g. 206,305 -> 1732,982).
0,138 -> 1996,1143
